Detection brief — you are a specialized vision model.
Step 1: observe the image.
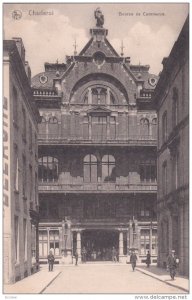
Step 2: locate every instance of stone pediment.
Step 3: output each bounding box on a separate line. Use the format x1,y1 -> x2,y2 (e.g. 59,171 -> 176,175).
86,106 -> 112,115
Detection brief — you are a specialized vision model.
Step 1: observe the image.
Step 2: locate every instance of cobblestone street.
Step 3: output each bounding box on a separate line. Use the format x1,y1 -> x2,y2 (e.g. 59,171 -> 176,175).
42,265 -> 187,294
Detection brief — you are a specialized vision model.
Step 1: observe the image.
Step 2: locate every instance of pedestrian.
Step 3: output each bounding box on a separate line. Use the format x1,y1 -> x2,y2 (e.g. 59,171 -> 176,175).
75,250 -> 78,266
130,250 -> 137,271
167,250 -> 179,280
146,251 -> 151,268
47,250 -> 55,272
82,247 -> 87,263
112,246 -> 117,262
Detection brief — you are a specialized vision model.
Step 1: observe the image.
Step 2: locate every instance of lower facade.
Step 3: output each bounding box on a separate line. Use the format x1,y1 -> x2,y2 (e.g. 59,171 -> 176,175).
38,193 -> 157,264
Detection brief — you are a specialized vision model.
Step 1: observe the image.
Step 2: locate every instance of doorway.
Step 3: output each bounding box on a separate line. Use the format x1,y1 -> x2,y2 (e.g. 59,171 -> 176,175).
82,230 -> 118,261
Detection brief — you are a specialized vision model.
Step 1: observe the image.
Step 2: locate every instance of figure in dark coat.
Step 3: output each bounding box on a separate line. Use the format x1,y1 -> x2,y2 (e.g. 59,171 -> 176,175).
82,247 -> 87,263
146,251 -> 151,268
47,250 -> 55,271
130,251 -> 137,271
75,250 -> 78,266
112,247 -> 117,262
167,250 -> 179,280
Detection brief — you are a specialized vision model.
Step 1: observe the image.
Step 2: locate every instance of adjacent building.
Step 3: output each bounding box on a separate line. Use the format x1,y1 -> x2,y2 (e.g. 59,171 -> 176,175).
153,16 -> 189,275
32,10 -> 158,264
3,38 -> 40,284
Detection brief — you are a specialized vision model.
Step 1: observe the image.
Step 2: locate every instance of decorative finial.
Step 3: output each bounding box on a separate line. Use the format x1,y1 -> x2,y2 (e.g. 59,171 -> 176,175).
73,39 -> 78,56
94,7 -> 104,28
120,40 -> 124,57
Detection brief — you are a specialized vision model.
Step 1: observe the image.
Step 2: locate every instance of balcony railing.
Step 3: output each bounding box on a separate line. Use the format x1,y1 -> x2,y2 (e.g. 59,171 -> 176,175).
38,134 -> 156,146
38,181 -> 157,193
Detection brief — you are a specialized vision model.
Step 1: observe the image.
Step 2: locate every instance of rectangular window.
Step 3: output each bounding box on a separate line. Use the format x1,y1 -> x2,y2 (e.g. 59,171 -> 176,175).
172,153 -> 179,190
162,112 -> 167,143
29,122 -> 32,150
29,165 -> 33,201
23,219 -> 27,260
14,146 -> 19,191
152,230 -> 158,255
92,116 -> 107,140
49,230 -> 60,256
13,87 -> 18,126
22,106 -> 26,141
39,230 -> 48,257
162,162 -> 167,196
140,163 -> 157,183
83,117 -> 89,139
22,155 -> 26,197
140,230 -> 150,255
110,116 -> 116,139
14,216 -> 19,263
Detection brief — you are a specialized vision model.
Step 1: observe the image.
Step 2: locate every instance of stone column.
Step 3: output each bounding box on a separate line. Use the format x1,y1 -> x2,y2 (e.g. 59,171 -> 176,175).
129,220 -> 133,250
149,226 -> 153,256
119,231 -> 124,262
77,231 -> 82,262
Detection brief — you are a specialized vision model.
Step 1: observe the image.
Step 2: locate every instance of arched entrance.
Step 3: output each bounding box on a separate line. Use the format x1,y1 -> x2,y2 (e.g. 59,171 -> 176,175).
81,230 -> 119,261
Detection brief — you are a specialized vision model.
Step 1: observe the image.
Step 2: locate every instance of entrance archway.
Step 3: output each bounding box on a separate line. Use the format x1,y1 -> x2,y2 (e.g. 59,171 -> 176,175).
81,230 -> 118,261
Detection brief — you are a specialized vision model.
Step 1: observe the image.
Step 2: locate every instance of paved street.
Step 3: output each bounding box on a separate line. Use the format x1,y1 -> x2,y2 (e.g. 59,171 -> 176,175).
43,264 -> 186,294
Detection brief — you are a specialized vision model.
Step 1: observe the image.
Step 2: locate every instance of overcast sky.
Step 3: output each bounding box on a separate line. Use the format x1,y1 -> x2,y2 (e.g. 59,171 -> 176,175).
4,3 -> 189,77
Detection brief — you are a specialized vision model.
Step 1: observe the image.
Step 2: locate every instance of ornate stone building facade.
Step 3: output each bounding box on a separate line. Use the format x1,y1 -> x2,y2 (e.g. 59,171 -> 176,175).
3,38 -> 40,284
153,16 -> 189,275
32,11 -> 158,264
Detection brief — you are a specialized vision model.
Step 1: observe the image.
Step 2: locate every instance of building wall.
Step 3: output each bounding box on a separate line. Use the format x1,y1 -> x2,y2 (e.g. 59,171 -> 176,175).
154,17 -> 189,275
3,40 -> 39,284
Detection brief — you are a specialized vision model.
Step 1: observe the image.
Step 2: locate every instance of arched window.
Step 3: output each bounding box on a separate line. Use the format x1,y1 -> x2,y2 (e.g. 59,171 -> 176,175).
172,88 -> 178,128
152,118 -> 157,138
140,118 -> 149,136
92,87 -> 107,105
39,116 -> 46,134
83,155 -> 98,183
48,116 -> 58,135
38,156 -> 59,182
162,111 -> 167,143
102,155 -> 116,182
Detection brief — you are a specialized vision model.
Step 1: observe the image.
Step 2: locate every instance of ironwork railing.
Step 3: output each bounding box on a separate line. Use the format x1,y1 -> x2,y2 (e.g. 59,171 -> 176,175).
38,181 -> 157,192
38,134 -> 156,145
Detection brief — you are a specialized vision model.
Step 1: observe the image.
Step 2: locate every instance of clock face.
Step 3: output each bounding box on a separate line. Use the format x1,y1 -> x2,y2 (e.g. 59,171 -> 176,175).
39,74 -> 48,84
148,77 -> 157,87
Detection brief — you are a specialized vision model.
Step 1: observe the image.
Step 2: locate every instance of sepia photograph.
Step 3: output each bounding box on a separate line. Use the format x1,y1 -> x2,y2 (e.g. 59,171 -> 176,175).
2,1 -> 189,297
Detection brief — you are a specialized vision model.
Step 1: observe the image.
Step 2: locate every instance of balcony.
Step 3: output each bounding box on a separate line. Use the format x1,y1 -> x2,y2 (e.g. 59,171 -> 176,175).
38,134 -> 156,146
38,181 -> 157,194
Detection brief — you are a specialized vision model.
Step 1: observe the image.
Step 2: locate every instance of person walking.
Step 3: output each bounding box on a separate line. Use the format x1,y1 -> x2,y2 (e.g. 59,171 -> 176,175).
82,247 -> 87,263
75,250 -> 78,266
112,247 -> 117,263
130,250 -> 137,271
47,250 -> 55,272
167,250 -> 179,280
146,251 -> 151,268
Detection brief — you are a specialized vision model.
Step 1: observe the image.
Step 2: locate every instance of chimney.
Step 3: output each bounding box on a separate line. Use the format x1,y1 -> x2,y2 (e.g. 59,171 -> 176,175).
12,37 -> 25,66
25,61 -> 31,84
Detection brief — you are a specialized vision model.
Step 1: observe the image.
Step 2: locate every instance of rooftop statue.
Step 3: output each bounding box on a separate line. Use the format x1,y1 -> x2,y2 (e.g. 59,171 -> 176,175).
94,7 -> 104,28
